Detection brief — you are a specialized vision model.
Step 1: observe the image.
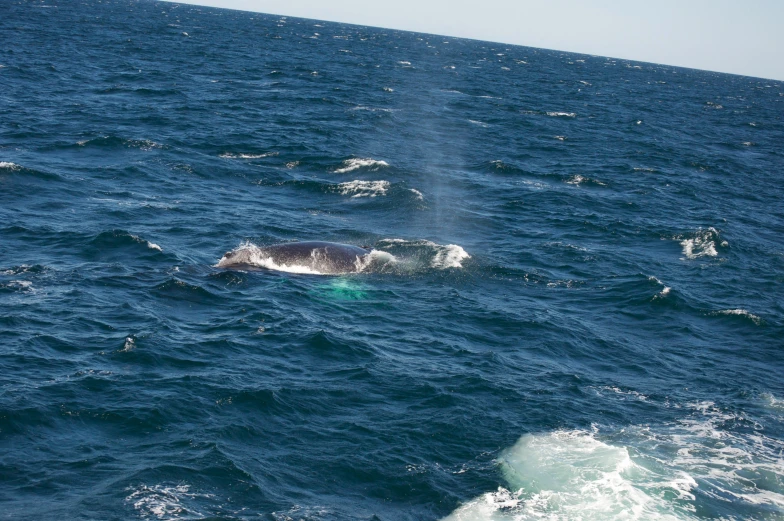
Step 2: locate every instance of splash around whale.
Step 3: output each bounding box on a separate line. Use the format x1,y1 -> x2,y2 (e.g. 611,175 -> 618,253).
217,241 -> 374,275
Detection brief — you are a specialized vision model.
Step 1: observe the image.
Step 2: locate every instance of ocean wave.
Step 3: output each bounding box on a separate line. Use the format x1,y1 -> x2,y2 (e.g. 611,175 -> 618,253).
546,111 -> 576,118
565,174 -> 606,186
126,483 -> 212,520
1,264 -> 47,276
443,401 -> 784,520
336,180 -> 390,198
678,227 -> 726,260
2,280 -> 34,292
219,152 -> 277,159
349,106 -> 395,113
75,136 -> 164,151
89,230 -> 164,255
333,158 -> 389,174
709,308 -> 762,325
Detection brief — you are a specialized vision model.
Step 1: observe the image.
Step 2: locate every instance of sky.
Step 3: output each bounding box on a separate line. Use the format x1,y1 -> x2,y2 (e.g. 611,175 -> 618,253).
164,0 -> 783,80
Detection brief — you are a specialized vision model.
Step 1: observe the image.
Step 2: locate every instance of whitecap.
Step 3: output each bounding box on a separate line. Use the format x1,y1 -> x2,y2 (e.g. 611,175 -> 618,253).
0,162 -> 19,170
8,280 -> 33,290
679,227 -> 722,259
336,180 -> 390,198
130,234 -> 163,252
409,188 -> 424,200
432,244 -> 470,268
709,309 -> 762,325
566,175 -> 605,186
554,135 -> 566,141
126,483 -> 212,519
349,106 -> 394,113
546,111 -> 576,117
334,158 -> 389,174
219,152 -> 277,159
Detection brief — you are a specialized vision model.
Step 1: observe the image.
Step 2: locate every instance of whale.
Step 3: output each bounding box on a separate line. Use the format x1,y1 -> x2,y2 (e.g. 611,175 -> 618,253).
217,241 -> 371,274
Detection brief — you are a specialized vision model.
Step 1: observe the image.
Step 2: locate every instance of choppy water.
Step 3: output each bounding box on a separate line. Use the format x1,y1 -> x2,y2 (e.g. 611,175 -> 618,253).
1,1 -> 783,520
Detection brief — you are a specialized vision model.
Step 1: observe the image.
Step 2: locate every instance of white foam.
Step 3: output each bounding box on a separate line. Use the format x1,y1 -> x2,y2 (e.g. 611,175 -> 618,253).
349,106 -> 394,113
566,175 -> 605,186
219,152 -> 276,159
409,188 -> 424,200
432,244 -> 470,269
546,111 -> 576,117
383,87 -> 394,92
336,180 -> 390,198
126,483 -> 212,519
444,404 -> 784,521
554,135 -> 566,141
354,249 -> 398,272
398,61 -> 412,65
761,393 -> 783,411
376,239 -> 471,270
679,227 -> 721,259
334,158 -> 389,174
0,162 -> 19,169
8,280 -> 33,290
130,234 -> 163,252
468,120 -> 489,127
444,431 -> 690,521
710,309 -> 762,325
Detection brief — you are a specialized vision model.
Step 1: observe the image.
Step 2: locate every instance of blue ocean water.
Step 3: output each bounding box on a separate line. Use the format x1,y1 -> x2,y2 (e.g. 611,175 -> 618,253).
1,1 -> 783,519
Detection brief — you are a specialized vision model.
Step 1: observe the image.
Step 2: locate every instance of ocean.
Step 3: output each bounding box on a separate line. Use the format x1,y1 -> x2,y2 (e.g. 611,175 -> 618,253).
1,1 -> 783,519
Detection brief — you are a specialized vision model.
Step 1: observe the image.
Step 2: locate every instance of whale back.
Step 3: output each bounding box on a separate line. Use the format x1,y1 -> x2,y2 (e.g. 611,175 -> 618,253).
219,241 -> 370,274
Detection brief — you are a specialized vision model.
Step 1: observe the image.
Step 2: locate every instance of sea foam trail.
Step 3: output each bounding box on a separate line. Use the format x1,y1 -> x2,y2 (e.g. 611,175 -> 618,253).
333,158 -> 389,174
443,402 -> 784,521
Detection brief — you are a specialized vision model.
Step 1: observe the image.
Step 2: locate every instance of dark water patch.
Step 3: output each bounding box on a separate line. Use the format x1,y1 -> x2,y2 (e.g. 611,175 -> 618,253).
151,278 -> 220,305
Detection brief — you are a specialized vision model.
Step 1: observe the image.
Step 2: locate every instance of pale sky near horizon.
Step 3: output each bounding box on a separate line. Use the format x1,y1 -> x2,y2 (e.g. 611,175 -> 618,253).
163,0 -> 783,81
